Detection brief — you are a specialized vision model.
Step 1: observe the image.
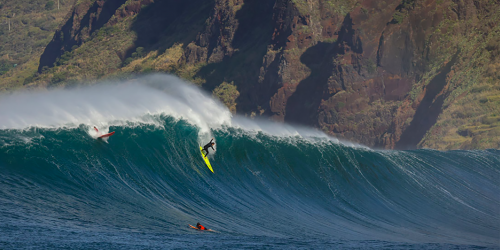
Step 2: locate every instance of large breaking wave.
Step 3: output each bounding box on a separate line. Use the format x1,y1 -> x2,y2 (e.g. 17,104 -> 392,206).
0,74 -> 498,248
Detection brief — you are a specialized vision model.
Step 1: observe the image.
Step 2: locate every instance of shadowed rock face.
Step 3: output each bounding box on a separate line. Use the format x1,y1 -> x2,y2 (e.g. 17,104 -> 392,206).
37,0 -> 499,149
284,13 -> 361,126
38,0 -> 130,72
396,54 -> 458,149
125,0 -> 214,60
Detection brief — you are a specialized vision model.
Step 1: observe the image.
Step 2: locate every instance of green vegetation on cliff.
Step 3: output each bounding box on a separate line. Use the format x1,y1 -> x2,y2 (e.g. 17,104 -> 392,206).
421,9 -> 500,149
413,1 -> 500,150
0,0 -> 74,90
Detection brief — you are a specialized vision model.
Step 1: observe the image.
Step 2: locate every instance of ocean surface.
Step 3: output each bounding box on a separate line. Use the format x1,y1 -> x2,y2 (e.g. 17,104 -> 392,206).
0,75 -> 499,249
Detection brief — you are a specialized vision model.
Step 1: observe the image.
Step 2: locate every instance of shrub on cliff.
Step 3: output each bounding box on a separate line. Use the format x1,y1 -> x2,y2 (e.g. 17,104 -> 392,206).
392,12 -> 404,24
123,47 -> 145,66
45,1 -> 55,10
213,81 -> 239,113
0,60 -> 14,75
0,0 -> 75,89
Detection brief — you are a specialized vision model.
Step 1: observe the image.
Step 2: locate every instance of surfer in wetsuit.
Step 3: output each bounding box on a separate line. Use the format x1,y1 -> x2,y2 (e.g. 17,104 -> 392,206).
196,222 -> 208,231
94,126 -> 102,137
202,138 -> 215,157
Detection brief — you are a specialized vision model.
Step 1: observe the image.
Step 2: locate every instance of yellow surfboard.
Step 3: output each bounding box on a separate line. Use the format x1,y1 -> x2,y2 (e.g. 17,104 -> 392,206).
200,146 -> 214,173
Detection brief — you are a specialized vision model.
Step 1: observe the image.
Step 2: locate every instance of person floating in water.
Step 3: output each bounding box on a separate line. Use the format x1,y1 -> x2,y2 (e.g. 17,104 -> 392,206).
196,222 -> 208,230
189,222 -> 214,232
196,222 -> 213,231
202,138 -> 215,157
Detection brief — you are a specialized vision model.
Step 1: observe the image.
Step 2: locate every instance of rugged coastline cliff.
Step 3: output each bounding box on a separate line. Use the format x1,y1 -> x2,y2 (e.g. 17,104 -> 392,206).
2,0 -> 500,149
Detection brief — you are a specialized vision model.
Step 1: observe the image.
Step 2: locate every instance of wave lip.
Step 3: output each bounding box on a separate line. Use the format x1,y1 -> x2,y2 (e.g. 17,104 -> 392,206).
0,74 -> 231,134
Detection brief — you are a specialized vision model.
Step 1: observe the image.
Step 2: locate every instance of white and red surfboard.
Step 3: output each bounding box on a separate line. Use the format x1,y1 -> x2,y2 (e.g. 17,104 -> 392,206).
98,131 -> 115,138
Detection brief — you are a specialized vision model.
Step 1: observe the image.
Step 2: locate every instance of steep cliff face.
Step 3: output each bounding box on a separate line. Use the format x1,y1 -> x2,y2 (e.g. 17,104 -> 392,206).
32,0 -> 500,149
0,0 -> 76,90
238,0 -> 458,147
38,0 -> 133,72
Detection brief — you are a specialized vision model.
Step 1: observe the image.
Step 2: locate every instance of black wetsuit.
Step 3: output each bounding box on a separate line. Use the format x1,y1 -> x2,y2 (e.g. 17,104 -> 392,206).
202,139 -> 214,157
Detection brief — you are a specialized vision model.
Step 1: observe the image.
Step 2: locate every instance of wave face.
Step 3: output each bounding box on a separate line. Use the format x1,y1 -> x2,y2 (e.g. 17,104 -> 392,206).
0,75 -> 499,248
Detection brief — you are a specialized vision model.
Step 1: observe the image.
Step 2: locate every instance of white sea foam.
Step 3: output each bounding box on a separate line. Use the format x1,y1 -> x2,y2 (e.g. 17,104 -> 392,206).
0,75 -> 229,132
0,74 -> 359,147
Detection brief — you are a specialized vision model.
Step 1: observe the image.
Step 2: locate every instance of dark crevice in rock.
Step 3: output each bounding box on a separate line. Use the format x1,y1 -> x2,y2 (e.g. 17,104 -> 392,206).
284,41 -> 337,125
260,50 -> 285,116
38,11 -> 75,72
127,0 -> 213,60
38,0 -> 129,72
90,0 -> 128,34
195,0 -> 277,114
396,53 -> 459,150
284,14 -> 358,126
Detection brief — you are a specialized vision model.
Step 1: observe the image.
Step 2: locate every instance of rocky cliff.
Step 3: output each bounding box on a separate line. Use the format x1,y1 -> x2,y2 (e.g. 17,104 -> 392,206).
21,0 -> 500,149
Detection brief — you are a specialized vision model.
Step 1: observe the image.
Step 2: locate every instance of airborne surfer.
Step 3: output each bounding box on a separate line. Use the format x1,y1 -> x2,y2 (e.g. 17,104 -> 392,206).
202,138 -> 215,157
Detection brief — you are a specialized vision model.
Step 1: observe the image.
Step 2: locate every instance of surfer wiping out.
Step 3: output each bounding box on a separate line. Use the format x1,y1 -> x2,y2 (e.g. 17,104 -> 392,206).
93,126 -> 115,139
202,138 -> 215,157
